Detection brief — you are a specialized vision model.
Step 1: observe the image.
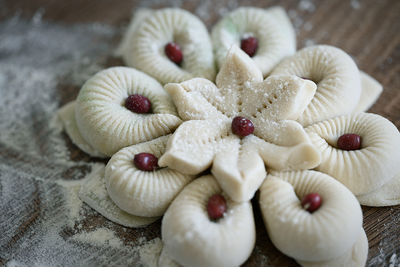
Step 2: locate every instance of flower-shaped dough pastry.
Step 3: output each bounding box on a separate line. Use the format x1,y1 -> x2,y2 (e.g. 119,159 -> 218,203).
159,46 -> 321,202
306,112 -> 400,197
120,8 -> 216,84
105,135 -> 194,217
212,6 -> 296,77
162,175 -> 255,267
271,45 -> 362,126
259,170 -> 364,264
72,67 -> 182,157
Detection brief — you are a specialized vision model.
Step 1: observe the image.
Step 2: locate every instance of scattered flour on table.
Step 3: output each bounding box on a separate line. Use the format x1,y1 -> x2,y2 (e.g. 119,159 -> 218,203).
71,227 -> 124,248
0,11 -> 166,267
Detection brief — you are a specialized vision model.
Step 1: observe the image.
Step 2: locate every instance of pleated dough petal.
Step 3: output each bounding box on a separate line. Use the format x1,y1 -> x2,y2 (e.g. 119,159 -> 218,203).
57,101 -> 107,158
105,135 -> 194,217
211,136 -> 266,202
122,8 -> 215,84
165,78 -> 228,121
357,172 -> 400,206
259,170 -> 362,262
212,7 -> 296,77
271,45 -> 362,126
353,71 -> 383,113
75,67 -> 182,156
79,164 -> 159,228
158,119 -> 231,175
297,228 -> 368,267
116,8 -> 152,57
306,112 -> 400,195
162,175 -> 256,267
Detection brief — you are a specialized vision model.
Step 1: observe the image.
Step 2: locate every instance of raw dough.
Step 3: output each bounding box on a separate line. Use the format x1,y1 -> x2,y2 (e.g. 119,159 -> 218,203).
357,172 -> 400,206
57,101 -> 107,158
354,71 -> 383,113
212,6 -> 295,77
79,164 -> 159,228
162,175 -> 255,267
306,112 -> 400,195
75,67 -> 182,156
297,228 -> 368,267
259,170 -> 362,262
120,8 -> 215,84
159,46 -> 320,202
105,135 -> 194,217
271,45 -> 362,126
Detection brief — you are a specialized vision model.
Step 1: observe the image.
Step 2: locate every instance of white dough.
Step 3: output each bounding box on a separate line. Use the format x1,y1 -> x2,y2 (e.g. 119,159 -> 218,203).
212,7 -> 296,77
105,135 -> 194,217
158,246 -> 180,267
306,112 -> 400,195
259,170 -> 363,262
271,45 -> 362,126
357,172 -> 400,206
297,228 -> 368,267
57,101 -> 107,158
79,164 -> 159,228
121,8 -> 215,84
75,67 -> 182,156
162,175 -> 256,267
159,46 -> 320,202
354,71 -> 383,113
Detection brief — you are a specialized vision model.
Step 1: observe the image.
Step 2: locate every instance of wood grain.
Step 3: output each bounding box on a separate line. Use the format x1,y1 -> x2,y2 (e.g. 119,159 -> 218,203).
1,0 -> 399,266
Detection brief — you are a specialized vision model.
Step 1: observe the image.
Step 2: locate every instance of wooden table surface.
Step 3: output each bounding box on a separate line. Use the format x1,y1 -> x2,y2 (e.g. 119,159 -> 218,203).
1,0 -> 399,266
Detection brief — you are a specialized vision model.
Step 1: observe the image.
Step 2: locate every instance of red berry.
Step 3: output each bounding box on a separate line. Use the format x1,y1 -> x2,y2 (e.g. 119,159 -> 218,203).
125,94 -> 151,113
231,116 -> 254,137
133,153 -> 159,171
207,194 -> 227,220
337,134 -> 362,151
301,193 -> 322,213
240,37 -> 258,57
165,42 -> 183,64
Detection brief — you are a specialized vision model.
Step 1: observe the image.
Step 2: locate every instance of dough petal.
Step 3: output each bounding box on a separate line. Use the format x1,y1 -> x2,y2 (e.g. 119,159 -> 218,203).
75,67 -> 182,156
212,136 -> 266,202
212,7 -> 296,76
158,120 -> 230,175
162,175 -> 256,267
353,71 -> 383,113
306,112 -> 400,195
79,164 -> 159,228
357,172 -> 400,206
297,228 -> 368,267
271,45 -> 362,126
165,78 -> 228,121
57,101 -> 107,158
244,75 -> 316,122
255,119 -> 312,146
216,45 -> 263,88
122,8 -> 215,84
259,170 -> 362,262
250,134 -> 321,171
105,135 -> 194,217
